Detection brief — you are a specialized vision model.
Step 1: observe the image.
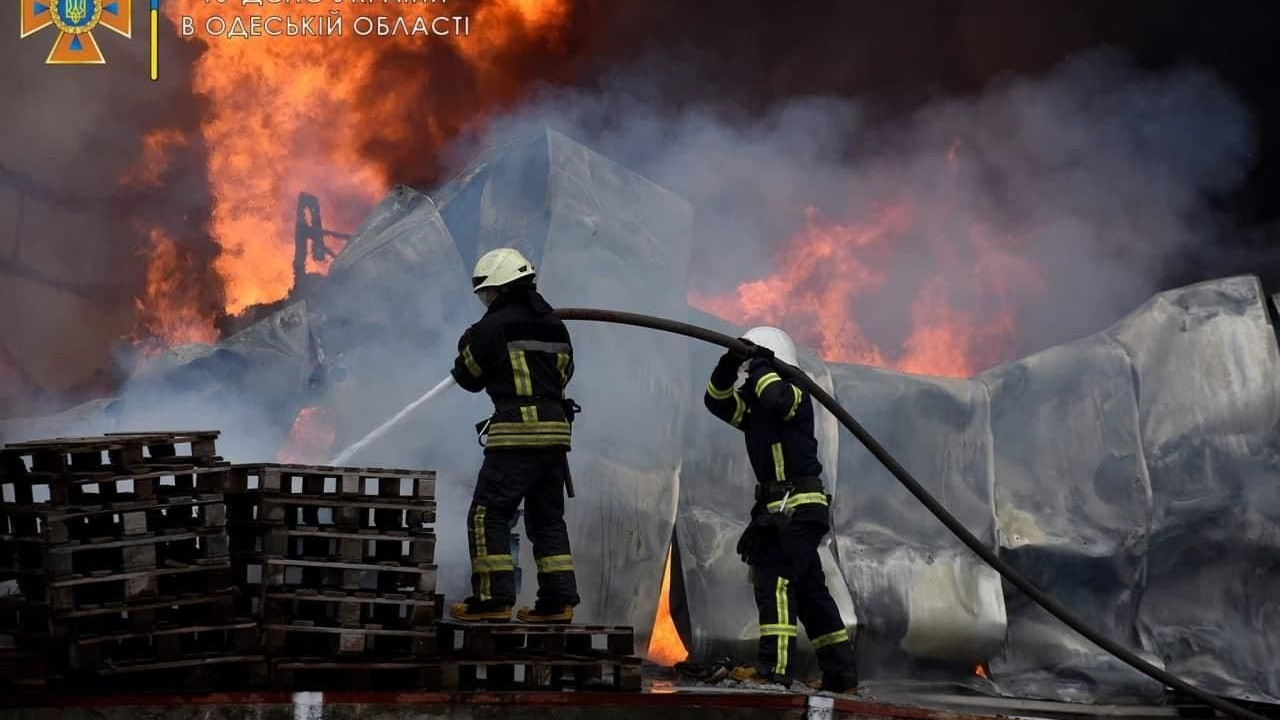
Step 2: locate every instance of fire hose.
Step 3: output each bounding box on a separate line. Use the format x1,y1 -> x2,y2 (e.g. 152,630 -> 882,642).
553,307 -> 1265,720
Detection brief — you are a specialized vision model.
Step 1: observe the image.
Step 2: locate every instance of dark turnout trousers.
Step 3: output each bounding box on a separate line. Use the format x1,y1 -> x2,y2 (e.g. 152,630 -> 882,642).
750,505 -> 857,686
466,449 -> 579,607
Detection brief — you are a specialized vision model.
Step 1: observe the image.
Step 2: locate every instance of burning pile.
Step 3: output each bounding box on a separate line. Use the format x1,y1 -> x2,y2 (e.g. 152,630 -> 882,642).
129,0 -> 576,344
690,201 -> 1045,378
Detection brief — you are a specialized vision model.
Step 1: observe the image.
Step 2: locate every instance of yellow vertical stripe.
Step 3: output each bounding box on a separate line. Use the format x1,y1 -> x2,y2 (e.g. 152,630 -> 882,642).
149,9 -> 158,81
784,386 -> 803,421
520,406 -> 538,422
556,351 -> 571,391
730,394 -> 747,427
473,505 -> 490,600
510,349 -> 532,396
774,577 -> 790,676
463,346 -> 483,378
771,442 -> 786,483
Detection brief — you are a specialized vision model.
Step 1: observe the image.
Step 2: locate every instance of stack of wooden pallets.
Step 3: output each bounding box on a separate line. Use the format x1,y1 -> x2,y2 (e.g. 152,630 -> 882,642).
230,464 -> 443,689
433,622 -> 643,692
0,432 -> 264,690
0,435 -> 647,694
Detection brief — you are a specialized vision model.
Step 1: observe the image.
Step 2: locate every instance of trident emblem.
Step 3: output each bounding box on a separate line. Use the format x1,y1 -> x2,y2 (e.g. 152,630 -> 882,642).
65,0 -> 87,24
20,0 -> 132,65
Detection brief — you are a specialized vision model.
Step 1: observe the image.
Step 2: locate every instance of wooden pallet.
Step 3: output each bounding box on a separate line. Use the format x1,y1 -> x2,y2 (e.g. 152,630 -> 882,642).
272,655 -> 642,692
10,529 -> 228,577
16,591 -> 237,638
0,467 -> 234,507
270,658 -> 434,691
1,432 -> 222,476
17,561 -> 233,610
228,464 -> 435,499
1,496 -> 226,544
68,621 -> 259,670
259,496 -> 436,533
264,527 -> 435,565
0,648 -> 47,692
437,622 -> 636,657
435,655 -> 644,692
265,590 -> 443,628
263,557 -> 436,594
265,622 -> 437,657
77,653 -> 269,691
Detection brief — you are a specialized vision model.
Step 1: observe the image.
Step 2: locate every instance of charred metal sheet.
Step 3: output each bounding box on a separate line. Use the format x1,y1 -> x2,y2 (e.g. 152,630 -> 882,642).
826,366 -> 1006,674
433,133 -> 553,273
310,186 -> 472,356
534,129 -> 693,642
1106,276 -> 1280,704
980,334 -> 1162,702
111,300 -> 318,459
301,187 -> 480,604
675,310 -> 765,665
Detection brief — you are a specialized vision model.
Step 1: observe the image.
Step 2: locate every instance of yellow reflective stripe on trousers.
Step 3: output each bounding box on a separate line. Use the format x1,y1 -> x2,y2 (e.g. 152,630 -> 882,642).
706,381 -> 734,400
759,623 -> 797,637
472,554 -> 514,572
730,394 -> 747,427
766,492 -> 829,512
462,346 -> 483,379
784,385 -> 803,421
811,628 -> 849,649
509,349 -> 532,396
771,442 -> 785,483
535,554 -> 574,573
755,372 -> 781,396
774,577 -> 790,676
520,405 -> 538,423
472,505 -> 490,600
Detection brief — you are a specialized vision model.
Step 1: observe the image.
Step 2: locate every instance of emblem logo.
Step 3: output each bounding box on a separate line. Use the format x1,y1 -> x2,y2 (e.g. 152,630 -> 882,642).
20,0 -> 132,65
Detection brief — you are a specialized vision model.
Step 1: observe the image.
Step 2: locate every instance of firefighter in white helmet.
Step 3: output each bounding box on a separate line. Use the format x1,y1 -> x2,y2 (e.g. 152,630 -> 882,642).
703,326 -> 859,692
448,247 -> 581,624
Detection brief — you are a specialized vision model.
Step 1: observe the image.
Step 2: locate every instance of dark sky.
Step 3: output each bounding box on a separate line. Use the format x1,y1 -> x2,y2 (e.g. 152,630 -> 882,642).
563,0 -> 1280,288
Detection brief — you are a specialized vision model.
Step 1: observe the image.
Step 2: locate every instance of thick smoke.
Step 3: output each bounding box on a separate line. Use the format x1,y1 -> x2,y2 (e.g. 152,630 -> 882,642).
459,48 -> 1254,366
0,8 -> 217,419
2,0 -> 1272,418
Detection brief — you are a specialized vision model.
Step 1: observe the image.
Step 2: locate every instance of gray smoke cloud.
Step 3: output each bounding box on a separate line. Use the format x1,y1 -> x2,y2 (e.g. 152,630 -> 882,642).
454,48 -> 1255,369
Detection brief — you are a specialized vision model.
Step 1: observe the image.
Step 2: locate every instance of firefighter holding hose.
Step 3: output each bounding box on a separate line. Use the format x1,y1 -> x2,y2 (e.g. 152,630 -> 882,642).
703,326 -> 859,692
448,248 -> 581,624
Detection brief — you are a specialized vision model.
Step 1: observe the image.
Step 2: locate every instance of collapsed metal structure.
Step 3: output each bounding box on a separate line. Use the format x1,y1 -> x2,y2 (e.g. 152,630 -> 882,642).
13,129 -> 1279,706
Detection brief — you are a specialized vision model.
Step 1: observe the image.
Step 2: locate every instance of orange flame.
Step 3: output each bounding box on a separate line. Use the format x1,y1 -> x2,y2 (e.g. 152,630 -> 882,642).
133,0 -> 571,329
277,405 -> 338,464
131,228 -> 220,354
122,128 -> 188,189
647,544 -> 689,666
691,205 -> 1044,377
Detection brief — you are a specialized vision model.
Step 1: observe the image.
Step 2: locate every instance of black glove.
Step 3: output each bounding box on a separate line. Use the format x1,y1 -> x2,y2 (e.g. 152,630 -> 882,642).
561,398 -> 582,422
738,337 -> 774,360
711,348 -> 745,389
736,512 -> 788,565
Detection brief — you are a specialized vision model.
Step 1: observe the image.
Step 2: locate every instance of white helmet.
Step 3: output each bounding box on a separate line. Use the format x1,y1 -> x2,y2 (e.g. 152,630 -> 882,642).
742,326 -> 798,366
472,248 -> 536,292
